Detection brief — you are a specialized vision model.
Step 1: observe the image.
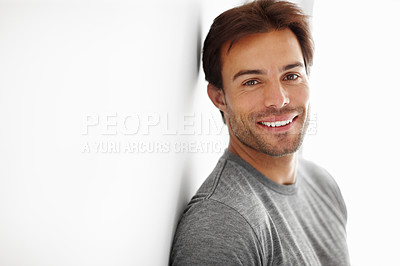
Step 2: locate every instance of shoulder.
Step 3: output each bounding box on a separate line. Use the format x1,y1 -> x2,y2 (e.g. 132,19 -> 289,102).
175,199 -> 258,240
170,199 -> 263,265
298,157 -> 347,220
298,157 -> 341,192
193,154 -> 265,215
194,155 -> 272,231
170,154 -> 270,265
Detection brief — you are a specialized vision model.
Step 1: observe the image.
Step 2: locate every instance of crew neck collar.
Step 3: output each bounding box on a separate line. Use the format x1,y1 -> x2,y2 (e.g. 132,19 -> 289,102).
222,149 -> 300,195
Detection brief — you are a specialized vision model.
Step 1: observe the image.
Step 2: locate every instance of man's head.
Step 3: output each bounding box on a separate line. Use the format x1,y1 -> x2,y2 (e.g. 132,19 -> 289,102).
203,0 -> 313,91
203,0 -> 313,157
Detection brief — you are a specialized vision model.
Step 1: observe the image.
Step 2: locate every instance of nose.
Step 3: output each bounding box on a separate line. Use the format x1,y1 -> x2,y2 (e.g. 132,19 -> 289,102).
263,80 -> 290,108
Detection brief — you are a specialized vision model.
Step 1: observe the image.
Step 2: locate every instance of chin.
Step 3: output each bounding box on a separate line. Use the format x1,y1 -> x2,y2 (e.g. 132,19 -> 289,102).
232,118 -> 308,158
254,136 -> 304,157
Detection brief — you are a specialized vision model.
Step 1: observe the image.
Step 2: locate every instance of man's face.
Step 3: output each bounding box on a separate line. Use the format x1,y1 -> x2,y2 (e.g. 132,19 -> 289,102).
219,29 -> 310,157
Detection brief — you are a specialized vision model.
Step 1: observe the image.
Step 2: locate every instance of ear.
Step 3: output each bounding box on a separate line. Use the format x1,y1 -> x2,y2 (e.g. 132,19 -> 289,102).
207,83 -> 227,113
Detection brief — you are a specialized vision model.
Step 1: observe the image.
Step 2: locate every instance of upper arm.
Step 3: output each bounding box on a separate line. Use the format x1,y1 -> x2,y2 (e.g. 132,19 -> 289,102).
169,199 -> 263,266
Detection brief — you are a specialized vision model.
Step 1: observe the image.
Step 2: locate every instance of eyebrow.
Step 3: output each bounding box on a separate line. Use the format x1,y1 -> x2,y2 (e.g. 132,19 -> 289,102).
232,69 -> 267,81
232,61 -> 305,81
281,61 -> 304,72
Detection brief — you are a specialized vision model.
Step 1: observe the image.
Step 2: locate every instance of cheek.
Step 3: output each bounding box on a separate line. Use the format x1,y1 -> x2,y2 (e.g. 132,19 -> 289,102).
227,92 -> 262,115
289,84 -> 310,106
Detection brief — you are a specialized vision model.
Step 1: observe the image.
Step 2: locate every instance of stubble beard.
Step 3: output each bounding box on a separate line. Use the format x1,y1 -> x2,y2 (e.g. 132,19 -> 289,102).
227,104 -> 310,157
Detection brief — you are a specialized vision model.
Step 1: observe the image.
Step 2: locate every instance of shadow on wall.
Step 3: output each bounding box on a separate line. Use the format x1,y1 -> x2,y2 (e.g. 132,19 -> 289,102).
168,6 -> 203,257
172,158 -> 194,234
182,9 -> 203,110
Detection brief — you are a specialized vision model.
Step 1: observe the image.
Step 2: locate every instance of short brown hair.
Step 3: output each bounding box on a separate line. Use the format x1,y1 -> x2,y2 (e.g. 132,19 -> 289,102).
202,0 -> 314,90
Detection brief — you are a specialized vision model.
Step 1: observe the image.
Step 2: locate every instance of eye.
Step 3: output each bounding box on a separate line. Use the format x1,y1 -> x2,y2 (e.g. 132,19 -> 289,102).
283,73 -> 300,81
243,80 -> 259,86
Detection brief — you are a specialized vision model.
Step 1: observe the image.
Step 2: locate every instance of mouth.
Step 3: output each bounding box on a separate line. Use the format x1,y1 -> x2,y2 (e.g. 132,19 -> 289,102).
257,115 -> 298,131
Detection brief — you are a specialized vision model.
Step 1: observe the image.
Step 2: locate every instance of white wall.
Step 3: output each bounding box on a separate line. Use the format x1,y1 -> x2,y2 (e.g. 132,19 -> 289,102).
0,0 -> 237,265
1,0 -> 398,265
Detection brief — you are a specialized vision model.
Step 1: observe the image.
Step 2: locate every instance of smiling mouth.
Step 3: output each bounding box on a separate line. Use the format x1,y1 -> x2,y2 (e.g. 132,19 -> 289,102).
258,116 -> 297,128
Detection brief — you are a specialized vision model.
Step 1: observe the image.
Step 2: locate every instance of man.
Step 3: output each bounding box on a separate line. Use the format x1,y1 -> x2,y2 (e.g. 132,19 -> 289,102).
170,0 -> 350,265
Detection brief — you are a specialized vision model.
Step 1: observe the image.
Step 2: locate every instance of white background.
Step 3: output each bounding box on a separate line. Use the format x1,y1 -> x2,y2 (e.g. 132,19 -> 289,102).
0,0 -> 399,265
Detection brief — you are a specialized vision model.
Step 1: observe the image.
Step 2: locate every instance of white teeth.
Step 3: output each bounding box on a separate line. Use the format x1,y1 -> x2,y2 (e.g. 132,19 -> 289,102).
260,118 -> 294,128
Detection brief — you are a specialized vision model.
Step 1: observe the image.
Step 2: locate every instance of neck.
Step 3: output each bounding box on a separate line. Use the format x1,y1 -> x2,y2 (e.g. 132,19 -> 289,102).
228,140 -> 298,185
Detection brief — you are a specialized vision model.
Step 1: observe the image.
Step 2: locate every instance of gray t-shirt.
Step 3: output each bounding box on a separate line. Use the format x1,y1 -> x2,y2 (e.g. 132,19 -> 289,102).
170,150 -> 350,265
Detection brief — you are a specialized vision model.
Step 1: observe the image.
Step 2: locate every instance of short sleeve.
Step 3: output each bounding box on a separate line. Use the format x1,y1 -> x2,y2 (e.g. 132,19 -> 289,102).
169,199 -> 263,266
